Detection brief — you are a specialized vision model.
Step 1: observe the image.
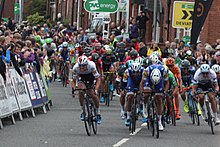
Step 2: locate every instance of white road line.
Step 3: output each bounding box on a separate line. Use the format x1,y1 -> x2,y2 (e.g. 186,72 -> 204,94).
112,138 -> 130,147
129,128 -> 142,136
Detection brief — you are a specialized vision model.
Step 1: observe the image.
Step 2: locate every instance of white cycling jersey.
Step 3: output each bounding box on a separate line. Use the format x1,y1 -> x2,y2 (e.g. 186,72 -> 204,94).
43,43 -> 57,51
193,68 -> 217,85
72,60 -> 100,79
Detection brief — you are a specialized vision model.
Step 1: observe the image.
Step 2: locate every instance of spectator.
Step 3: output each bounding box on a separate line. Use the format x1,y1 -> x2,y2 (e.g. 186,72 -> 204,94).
136,11 -> 149,43
147,42 -> 162,57
110,22 -> 121,36
139,42 -> 147,57
129,19 -> 139,40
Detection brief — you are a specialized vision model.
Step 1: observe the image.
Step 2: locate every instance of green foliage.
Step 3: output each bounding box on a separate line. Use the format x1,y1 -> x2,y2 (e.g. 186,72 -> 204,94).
27,12 -> 46,25
25,0 -> 47,18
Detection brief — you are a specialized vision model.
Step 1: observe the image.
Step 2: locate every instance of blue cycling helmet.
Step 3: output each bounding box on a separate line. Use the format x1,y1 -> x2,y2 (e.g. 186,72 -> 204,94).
126,60 -> 134,68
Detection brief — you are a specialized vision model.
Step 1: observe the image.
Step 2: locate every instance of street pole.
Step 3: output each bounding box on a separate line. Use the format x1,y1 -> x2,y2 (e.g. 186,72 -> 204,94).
71,0 -> 74,26
167,0 -> 171,41
19,0 -> 22,24
0,0 -> 6,21
76,0 -> 80,29
153,0 -> 158,41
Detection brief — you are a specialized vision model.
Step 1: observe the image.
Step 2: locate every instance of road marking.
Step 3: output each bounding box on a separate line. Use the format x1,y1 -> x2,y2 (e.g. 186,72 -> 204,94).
129,128 -> 141,136
141,123 -> 148,127
53,108 -> 80,110
112,138 -> 129,147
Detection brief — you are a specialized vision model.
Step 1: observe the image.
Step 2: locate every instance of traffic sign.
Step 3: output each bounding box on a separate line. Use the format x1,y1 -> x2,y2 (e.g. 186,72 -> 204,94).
84,0 -> 119,13
14,3 -> 20,14
172,1 -> 194,28
182,35 -> 191,43
103,17 -> 111,24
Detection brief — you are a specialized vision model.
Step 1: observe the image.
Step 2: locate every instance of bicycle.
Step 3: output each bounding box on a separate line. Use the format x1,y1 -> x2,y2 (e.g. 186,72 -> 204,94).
75,85 -> 98,136
128,88 -> 139,134
196,91 -> 215,134
161,90 -> 176,128
183,87 -> 200,126
147,91 -> 159,139
61,60 -> 67,87
103,71 -> 114,106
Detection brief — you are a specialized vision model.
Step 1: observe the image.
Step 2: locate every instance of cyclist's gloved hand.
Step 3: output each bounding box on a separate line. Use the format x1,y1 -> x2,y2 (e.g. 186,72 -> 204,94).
95,90 -> 98,95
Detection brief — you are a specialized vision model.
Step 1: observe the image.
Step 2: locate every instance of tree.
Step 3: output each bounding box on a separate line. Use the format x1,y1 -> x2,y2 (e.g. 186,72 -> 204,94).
27,12 -> 46,26
24,0 -> 47,19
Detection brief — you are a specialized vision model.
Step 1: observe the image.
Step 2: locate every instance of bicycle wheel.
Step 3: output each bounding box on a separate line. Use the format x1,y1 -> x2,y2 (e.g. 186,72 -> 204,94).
171,99 -> 176,126
206,102 -> 214,135
188,97 -> 195,124
84,99 -> 92,136
62,66 -> 65,87
105,80 -> 110,107
150,101 -> 155,136
131,99 -> 137,134
161,99 -> 167,128
192,100 -> 200,126
147,102 -> 151,130
91,104 -> 97,135
153,101 -> 159,139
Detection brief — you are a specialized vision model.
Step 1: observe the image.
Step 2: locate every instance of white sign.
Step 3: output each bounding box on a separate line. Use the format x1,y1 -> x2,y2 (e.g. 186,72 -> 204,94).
10,69 -> 32,110
103,17 -> 111,24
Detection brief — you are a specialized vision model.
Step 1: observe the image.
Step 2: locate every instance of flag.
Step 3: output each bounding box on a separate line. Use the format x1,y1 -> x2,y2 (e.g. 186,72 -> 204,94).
190,0 -> 213,44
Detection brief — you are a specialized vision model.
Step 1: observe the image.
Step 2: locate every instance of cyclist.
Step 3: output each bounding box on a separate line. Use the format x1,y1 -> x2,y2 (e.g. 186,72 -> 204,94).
165,57 -> 183,120
140,63 -> 169,131
72,55 -> 102,124
212,64 -> 220,86
115,42 -> 128,64
89,53 -> 103,75
119,60 -> 134,119
91,42 -> 105,56
192,64 -> 220,125
100,47 -> 117,103
83,47 -> 91,57
42,38 -> 57,58
125,49 -> 139,62
123,62 -> 144,126
58,42 -> 71,84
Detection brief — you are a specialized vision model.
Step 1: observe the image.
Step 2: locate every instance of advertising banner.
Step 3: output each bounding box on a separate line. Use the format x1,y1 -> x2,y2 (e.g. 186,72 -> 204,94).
5,68 -> 19,113
0,76 -> 12,118
21,67 -> 43,107
191,0 -> 213,44
10,69 -> 32,110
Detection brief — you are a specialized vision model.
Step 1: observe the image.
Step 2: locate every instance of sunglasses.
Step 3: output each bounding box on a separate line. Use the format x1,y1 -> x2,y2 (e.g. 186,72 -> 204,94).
79,64 -> 87,67
202,72 -> 209,75
133,71 -> 139,74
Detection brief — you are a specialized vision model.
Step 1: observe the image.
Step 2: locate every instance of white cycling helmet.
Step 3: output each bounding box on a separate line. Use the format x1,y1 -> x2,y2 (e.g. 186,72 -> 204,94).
63,42 -> 68,48
150,54 -> 159,64
135,57 -> 143,65
150,68 -> 161,85
131,62 -> 141,72
211,64 -> 220,73
200,64 -> 210,73
78,55 -> 88,65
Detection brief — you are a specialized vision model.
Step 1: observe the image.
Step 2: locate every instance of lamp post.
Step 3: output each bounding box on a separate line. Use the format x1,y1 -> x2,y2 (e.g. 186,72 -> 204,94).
167,0 -> 171,41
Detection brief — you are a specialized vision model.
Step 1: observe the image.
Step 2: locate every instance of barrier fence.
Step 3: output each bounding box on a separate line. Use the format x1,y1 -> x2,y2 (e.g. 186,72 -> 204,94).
0,65 -> 52,129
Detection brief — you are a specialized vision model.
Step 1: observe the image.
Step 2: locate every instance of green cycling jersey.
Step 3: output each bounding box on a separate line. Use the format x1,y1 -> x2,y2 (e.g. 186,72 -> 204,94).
168,70 -> 178,88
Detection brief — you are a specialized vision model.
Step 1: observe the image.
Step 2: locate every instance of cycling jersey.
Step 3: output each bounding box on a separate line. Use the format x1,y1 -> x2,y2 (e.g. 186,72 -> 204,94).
123,67 -> 144,93
88,57 -> 103,74
72,60 -> 100,84
115,48 -> 127,62
60,50 -> 69,61
101,54 -> 116,72
193,68 -> 217,85
168,70 -> 178,88
181,70 -> 193,87
91,48 -> 105,56
143,64 -> 168,92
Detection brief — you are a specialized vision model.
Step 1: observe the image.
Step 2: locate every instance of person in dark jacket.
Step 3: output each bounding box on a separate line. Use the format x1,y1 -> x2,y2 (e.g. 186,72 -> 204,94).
139,42 -> 148,58
129,19 -> 139,39
136,11 -> 149,43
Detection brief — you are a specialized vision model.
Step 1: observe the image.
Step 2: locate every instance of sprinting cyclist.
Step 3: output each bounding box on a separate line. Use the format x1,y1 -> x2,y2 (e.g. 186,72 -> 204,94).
72,55 -> 102,124
192,64 -> 220,125
123,62 -> 144,126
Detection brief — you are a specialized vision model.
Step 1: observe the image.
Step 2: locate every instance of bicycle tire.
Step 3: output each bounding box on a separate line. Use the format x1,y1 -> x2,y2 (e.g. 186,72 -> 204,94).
147,103 -> 151,130
62,65 -> 65,87
91,105 -> 97,135
84,99 -> 92,136
171,100 -> 176,126
151,101 -> 155,137
105,80 -> 110,107
131,99 -> 137,134
64,66 -> 67,87
161,99 -> 167,128
206,101 -> 214,135
193,101 -> 200,126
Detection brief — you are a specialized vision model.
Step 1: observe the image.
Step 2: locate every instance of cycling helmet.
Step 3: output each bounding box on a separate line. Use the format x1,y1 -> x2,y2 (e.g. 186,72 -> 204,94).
126,60 -> 134,68
35,35 -> 41,42
80,41 -> 88,46
105,48 -> 112,55
150,68 -> 161,85
118,42 -> 126,48
78,55 -> 88,65
135,57 -> 143,65
103,45 -> 109,50
131,62 -> 141,72
186,50 -> 193,56
211,64 -> 220,73
129,50 -> 138,59
152,51 -> 160,57
83,47 -> 91,55
200,64 -> 210,73
166,57 -> 175,66
150,54 -> 159,64
46,38 -> 52,44
63,42 -> 68,48
143,57 -> 152,67
181,59 -> 191,68
109,46 -> 115,52
91,53 -> 100,62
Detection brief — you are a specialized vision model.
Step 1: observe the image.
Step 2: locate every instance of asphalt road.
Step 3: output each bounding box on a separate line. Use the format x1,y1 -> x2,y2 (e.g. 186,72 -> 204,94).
1,82 -> 220,147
